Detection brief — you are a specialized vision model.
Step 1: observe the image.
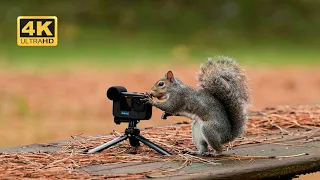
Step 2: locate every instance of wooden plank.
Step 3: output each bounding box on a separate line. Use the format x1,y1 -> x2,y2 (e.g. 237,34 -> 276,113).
157,154 -> 320,180
76,162 -> 148,173
234,129 -> 320,150
1,128 -> 319,179
73,132 -> 320,179
0,142 -> 63,153
85,162 -> 171,175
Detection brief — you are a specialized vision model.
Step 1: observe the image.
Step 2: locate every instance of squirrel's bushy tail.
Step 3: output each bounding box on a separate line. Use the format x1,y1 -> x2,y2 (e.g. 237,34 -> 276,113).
197,56 -> 251,140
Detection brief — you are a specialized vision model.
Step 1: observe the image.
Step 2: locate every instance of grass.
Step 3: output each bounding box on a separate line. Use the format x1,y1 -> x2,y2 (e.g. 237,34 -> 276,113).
1,28 -> 320,69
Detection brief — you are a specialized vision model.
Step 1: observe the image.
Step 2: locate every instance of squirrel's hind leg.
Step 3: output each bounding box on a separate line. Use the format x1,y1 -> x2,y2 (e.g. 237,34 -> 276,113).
192,120 -> 209,154
201,123 -> 223,155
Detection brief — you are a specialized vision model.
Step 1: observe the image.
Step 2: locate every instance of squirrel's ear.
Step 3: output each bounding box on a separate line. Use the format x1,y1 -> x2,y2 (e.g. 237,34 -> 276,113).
165,71 -> 174,82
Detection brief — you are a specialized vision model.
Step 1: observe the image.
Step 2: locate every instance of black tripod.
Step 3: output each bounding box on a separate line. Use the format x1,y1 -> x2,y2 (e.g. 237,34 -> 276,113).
86,119 -> 172,155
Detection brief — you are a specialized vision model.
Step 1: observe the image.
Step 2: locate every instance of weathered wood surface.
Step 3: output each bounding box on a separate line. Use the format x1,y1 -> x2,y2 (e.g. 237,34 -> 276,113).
1,128 -> 319,180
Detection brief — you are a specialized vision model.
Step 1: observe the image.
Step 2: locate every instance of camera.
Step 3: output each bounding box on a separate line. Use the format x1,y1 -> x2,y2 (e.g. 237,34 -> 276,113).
107,86 -> 152,124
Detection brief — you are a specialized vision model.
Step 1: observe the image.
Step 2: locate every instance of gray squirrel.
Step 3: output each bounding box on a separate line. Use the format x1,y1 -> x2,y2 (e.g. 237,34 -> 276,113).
142,56 -> 251,155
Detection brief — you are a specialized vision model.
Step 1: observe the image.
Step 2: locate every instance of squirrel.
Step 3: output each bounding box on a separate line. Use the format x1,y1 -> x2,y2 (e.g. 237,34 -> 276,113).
142,56 -> 251,155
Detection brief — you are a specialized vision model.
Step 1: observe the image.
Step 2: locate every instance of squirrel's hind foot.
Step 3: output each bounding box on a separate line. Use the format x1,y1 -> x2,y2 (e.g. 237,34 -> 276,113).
181,148 -> 198,155
199,151 -> 222,157
215,148 -> 223,155
181,148 -> 222,157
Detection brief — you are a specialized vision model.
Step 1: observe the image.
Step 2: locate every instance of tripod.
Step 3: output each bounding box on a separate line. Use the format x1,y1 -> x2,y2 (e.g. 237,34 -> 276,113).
87,119 -> 172,155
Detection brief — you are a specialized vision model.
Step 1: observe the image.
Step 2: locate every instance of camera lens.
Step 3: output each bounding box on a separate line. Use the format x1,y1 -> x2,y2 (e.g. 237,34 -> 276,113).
132,97 -> 144,111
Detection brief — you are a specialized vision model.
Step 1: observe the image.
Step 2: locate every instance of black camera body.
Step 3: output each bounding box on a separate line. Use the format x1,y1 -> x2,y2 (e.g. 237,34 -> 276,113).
107,86 -> 152,124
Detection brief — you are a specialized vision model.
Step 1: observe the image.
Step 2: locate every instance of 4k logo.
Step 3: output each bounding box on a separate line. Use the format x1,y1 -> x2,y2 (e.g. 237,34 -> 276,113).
17,16 -> 58,46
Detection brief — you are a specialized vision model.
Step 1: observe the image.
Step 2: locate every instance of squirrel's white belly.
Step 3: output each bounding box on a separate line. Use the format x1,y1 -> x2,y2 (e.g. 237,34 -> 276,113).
179,112 -> 202,122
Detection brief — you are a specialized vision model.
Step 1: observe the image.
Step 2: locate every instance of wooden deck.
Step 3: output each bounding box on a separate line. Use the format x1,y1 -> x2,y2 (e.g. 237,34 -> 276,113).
1,127 -> 319,180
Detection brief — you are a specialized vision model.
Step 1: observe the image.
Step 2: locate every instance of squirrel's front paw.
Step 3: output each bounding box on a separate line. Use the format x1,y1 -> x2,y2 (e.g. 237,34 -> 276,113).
141,93 -> 154,105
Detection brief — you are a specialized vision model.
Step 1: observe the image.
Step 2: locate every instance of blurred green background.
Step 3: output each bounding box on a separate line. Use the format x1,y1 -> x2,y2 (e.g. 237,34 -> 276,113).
1,0 -> 320,149
0,0 -> 319,68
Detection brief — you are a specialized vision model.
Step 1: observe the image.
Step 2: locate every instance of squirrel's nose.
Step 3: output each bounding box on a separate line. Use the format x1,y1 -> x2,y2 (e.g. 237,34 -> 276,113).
150,91 -> 155,97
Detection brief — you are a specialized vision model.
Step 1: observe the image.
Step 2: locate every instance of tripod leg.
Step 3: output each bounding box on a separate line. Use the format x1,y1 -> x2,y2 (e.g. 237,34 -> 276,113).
87,134 -> 128,154
135,134 -> 172,156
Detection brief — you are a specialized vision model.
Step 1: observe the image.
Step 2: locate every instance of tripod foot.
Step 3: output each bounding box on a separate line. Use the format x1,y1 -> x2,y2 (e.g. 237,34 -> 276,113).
135,134 -> 172,156
87,134 -> 128,154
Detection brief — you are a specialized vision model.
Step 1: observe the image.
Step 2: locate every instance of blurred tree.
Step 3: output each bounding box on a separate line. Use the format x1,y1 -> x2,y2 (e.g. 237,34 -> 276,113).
0,0 -> 319,43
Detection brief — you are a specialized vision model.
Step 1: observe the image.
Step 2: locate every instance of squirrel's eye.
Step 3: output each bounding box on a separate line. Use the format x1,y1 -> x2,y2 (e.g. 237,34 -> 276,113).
158,81 -> 164,86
